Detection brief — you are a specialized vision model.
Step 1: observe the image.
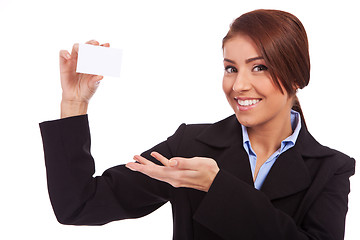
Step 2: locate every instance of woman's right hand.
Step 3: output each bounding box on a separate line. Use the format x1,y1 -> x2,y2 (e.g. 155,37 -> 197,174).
59,40 -> 110,118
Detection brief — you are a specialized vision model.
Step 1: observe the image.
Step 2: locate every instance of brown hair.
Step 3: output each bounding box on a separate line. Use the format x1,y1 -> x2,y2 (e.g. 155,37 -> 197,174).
223,9 -> 310,127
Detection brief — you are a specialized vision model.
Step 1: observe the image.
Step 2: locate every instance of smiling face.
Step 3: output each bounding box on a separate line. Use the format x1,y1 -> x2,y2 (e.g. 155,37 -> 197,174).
222,34 -> 294,130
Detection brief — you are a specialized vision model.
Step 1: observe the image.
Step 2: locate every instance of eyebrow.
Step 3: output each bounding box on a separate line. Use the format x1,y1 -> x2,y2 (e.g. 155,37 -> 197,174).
223,58 -> 236,64
223,56 -> 264,64
245,56 -> 264,63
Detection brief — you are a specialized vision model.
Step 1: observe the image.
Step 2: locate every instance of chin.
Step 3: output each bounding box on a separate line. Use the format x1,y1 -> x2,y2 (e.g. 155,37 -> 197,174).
234,113 -> 255,128
232,106 -> 257,127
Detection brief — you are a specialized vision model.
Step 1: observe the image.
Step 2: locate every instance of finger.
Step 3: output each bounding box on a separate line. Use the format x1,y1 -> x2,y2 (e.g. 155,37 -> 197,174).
88,75 -> 103,84
87,75 -> 103,89
85,39 -> 100,45
126,162 -> 153,173
71,43 -> 79,59
126,160 -> 166,179
59,50 -> 71,61
125,162 -> 141,172
126,154 -> 156,172
150,152 -> 170,167
170,157 -> 201,170
133,155 -> 154,166
95,75 -> 104,81
100,43 -> 110,47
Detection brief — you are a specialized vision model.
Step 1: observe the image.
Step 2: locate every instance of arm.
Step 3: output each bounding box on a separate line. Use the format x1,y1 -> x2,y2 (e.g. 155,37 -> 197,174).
128,131 -> 355,239
40,41 -> 182,225
40,115 -> 185,225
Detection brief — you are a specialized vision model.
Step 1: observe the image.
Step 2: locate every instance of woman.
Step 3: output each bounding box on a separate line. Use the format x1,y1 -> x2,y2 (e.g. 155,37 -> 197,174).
40,9 -> 355,240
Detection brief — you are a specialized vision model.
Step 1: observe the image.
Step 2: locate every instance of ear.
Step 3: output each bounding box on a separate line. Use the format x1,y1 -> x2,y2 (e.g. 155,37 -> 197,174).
293,82 -> 300,92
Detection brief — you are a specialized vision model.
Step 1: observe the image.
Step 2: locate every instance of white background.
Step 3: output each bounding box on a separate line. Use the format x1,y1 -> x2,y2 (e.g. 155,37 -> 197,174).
0,0 -> 359,239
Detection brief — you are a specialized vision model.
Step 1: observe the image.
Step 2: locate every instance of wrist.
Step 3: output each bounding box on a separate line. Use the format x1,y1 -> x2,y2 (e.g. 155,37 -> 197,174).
61,100 -> 89,118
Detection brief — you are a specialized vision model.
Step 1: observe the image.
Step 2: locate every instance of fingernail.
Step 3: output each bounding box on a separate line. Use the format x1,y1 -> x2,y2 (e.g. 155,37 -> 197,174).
126,164 -> 136,171
64,53 -> 71,60
169,159 -> 178,167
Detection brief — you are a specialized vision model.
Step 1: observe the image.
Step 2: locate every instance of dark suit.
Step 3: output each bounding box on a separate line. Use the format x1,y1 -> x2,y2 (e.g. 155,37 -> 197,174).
40,114 -> 355,240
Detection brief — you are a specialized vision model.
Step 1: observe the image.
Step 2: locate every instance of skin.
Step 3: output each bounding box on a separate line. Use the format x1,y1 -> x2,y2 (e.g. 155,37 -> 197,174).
59,40 -> 108,118
222,34 -> 295,179
60,35 -> 296,192
127,152 -> 219,192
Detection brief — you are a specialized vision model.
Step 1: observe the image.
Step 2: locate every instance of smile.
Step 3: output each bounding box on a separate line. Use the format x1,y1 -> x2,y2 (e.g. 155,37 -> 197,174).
237,99 -> 261,106
234,98 -> 262,111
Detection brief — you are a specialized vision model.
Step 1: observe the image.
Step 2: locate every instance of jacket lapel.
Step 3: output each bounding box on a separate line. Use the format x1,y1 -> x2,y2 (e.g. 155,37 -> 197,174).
260,147 -> 310,200
195,115 -> 333,200
218,142 -> 254,186
196,115 -> 253,185
258,121 -> 334,200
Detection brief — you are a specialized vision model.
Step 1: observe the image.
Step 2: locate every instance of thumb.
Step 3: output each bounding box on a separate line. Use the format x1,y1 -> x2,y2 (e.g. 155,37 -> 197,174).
90,75 -> 103,87
169,159 -> 178,167
169,157 -> 190,169
85,75 -> 103,97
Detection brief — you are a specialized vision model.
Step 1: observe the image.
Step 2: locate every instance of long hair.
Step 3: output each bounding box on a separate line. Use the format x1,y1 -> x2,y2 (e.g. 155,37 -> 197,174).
223,9 -> 310,127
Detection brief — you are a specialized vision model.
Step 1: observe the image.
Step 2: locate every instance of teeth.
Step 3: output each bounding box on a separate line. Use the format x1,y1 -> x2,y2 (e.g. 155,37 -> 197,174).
237,99 -> 260,106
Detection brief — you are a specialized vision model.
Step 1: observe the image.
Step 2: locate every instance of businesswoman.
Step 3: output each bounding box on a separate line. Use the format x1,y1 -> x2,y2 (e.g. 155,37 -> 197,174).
40,9 -> 355,240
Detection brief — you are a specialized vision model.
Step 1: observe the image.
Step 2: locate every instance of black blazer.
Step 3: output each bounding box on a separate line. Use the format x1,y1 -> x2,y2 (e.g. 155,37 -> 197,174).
40,114 -> 355,240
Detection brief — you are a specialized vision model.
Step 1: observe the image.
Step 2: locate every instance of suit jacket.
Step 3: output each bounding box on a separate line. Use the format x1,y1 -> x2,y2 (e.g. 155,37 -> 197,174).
39,114 -> 355,240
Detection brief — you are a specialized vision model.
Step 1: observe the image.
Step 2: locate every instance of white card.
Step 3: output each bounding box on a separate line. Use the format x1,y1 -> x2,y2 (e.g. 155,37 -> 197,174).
76,43 -> 122,77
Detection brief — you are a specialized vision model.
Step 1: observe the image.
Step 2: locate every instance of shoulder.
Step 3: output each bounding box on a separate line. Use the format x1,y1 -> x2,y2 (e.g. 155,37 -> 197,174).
322,146 -> 356,175
169,115 -> 236,138
165,115 -> 241,155
170,115 -> 242,148
297,126 -> 355,175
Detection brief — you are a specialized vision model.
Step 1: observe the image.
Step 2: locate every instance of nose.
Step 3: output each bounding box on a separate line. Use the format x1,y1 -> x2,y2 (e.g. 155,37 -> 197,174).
232,71 -> 251,93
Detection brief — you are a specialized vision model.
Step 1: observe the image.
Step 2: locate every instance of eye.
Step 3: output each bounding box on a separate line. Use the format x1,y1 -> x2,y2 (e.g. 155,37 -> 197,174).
252,64 -> 268,72
225,66 -> 237,74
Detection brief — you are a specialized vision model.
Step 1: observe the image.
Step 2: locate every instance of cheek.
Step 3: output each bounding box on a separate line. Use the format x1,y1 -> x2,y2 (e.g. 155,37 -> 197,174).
263,84 -> 291,108
222,77 -> 233,96
253,78 -> 280,99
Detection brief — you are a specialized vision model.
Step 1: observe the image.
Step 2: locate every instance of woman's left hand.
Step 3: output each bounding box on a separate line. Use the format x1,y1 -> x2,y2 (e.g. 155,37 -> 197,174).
126,152 -> 220,192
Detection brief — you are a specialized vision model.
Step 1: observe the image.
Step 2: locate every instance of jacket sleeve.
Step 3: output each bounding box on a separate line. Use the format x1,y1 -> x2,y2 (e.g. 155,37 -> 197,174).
39,115 -> 184,225
193,156 -> 355,240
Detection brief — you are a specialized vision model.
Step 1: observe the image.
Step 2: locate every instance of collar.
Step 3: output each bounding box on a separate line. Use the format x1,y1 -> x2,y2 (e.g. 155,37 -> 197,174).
195,114 -> 334,200
196,114 -> 332,158
241,110 -> 301,156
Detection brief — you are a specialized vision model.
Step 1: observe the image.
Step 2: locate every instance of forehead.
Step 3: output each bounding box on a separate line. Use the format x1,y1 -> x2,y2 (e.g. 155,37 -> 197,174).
223,35 -> 261,60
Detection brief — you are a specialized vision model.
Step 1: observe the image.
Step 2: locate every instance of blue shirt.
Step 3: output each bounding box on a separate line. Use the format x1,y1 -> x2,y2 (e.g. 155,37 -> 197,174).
242,110 -> 301,190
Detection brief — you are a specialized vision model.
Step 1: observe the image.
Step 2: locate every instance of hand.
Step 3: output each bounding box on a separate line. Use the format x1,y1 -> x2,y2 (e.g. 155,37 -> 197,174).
126,152 -> 220,192
59,40 -> 110,118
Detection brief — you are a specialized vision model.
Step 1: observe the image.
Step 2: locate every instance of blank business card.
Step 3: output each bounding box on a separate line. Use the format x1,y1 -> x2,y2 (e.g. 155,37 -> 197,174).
76,43 -> 122,77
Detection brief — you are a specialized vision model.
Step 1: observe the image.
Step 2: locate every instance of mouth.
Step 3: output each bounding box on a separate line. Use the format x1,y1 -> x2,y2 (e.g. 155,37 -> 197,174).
234,97 -> 262,110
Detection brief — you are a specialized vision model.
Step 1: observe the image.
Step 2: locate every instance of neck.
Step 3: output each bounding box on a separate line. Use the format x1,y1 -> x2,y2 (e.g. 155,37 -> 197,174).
247,111 -> 293,156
